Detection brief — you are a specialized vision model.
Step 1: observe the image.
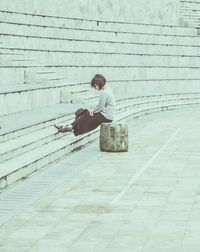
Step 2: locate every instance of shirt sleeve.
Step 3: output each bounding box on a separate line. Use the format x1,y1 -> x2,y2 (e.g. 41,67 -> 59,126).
93,91 -> 109,113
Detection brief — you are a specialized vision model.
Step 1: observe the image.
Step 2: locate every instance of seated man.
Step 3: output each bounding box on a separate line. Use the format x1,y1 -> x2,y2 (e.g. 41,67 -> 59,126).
54,74 -> 115,136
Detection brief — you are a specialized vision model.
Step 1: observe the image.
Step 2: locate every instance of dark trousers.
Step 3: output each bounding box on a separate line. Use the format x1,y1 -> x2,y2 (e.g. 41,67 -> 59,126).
71,110 -> 112,136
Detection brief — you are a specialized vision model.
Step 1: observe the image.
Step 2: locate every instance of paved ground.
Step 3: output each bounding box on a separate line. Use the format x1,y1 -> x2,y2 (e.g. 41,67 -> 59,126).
1,107 -> 200,252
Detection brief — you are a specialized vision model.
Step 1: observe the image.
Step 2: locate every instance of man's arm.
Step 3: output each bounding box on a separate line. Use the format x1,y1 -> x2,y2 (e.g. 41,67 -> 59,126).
93,92 -> 108,113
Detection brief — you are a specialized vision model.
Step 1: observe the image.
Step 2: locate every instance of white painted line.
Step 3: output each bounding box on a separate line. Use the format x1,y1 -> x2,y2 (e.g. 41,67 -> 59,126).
111,128 -> 180,205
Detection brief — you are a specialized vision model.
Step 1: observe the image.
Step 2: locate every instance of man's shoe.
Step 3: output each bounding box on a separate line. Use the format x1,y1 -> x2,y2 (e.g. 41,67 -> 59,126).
61,125 -> 73,133
54,124 -> 72,133
54,124 -> 64,134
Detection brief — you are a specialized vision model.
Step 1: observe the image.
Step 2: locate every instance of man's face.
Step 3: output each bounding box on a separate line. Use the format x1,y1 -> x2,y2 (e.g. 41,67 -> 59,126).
94,84 -> 99,90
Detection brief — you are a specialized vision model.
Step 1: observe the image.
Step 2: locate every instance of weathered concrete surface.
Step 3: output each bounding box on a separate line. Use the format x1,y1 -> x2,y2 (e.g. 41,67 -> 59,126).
0,0 -> 179,25
1,107 -> 200,251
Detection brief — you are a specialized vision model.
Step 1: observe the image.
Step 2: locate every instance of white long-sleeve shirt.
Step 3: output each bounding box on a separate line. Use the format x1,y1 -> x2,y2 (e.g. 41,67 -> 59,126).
93,85 -> 115,120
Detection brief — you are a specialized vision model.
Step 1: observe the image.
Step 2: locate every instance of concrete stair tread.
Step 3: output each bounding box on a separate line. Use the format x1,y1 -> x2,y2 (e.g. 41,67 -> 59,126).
1,94 -> 197,151
71,89 -> 89,94
1,98 -> 200,179
0,98 -> 141,173
2,31 -> 200,50
25,76 -> 69,82
0,103 -> 83,136
0,98 -> 138,169
0,96 -> 177,156
0,133 -> 75,178
0,126 -> 55,156
0,52 -> 24,56
1,22 -> 198,43
1,98 -> 200,188
0,106 -> 130,178
117,93 -> 200,105
25,69 -> 57,74
0,82 -> 88,94
3,44 -> 200,57
0,12 -> 197,36
2,42 -> 200,61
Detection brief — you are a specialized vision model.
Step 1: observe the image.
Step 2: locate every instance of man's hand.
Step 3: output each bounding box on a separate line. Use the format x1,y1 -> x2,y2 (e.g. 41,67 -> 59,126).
89,109 -> 94,116
87,108 -> 94,116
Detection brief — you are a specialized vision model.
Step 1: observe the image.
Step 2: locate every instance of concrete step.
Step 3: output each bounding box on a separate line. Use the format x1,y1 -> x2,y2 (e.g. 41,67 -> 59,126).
181,10 -> 200,17
0,132 -> 97,189
181,19 -> 200,28
0,59 -> 35,66
2,93 -> 200,162
1,32 -> 200,54
68,89 -> 90,104
2,41 -> 200,57
97,22 -> 198,36
0,10 -> 197,36
2,39 -> 200,70
2,78 -> 200,118
0,22 -> 198,46
1,96 -> 200,189
1,45 -> 200,71
40,53 -> 200,67
25,77 -> 69,85
0,104 -> 89,162
1,66 -> 200,85
118,96 -> 200,114
2,53 -> 200,68
64,89 -> 99,104
118,100 -> 200,122
0,50 -> 34,66
0,84 -> 61,116
0,81 -> 90,116
0,29 -> 200,57
116,93 -> 200,105
0,22 -> 117,43
1,66 -> 200,88
0,103 -> 82,143
180,1 -> 200,9
1,93 -> 193,143
1,92 -> 200,148
181,11 -> 200,18
0,125 -> 64,163
0,102 -> 115,161
0,67 -> 79,86
110,79 -> 200,98
0,51 -> 24,57
2,50 -> 200,68
24,69 -> 61,83
0,67 -> 25,85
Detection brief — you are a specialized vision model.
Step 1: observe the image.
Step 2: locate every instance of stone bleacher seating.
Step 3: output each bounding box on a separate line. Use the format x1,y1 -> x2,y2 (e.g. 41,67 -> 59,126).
180,0 -> 200,28
1,9 -> 200,189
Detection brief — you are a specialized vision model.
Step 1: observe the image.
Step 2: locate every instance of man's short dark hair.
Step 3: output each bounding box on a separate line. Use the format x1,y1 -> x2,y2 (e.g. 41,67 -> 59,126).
91,74 -> 106,90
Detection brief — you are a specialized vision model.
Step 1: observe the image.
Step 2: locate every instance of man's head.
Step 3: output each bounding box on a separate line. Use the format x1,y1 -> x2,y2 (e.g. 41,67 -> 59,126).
91,74 -> 106,90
